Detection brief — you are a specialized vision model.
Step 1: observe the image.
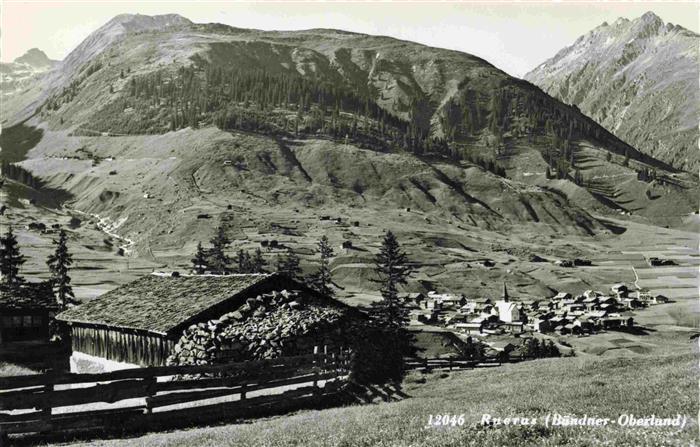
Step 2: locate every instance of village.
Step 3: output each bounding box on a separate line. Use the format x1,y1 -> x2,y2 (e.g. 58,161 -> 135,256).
410,282 -> 670,344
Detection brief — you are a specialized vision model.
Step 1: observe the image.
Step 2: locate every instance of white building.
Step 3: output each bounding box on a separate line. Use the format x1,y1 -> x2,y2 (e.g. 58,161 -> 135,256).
493,283 -> 521,323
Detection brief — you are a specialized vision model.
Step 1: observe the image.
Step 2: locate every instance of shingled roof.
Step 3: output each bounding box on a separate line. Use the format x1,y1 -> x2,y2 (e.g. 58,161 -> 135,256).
0,282 -> 60,311
56,273 -> 338,335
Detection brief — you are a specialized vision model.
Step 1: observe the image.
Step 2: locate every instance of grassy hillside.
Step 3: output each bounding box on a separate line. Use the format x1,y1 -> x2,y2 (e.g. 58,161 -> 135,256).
6,13 -> 693,233
60,351 -> 697,447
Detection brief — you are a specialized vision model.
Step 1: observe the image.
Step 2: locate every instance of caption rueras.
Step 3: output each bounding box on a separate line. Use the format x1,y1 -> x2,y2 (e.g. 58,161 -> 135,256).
425,414 -> 687,428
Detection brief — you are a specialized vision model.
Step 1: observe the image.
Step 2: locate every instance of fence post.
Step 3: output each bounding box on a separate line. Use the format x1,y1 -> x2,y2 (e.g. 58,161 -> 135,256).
40,369 -> 54,434
312,346 -> 320,395
323,345 -> 328,373
240,382 -> 247,401
145,374 -> 156,414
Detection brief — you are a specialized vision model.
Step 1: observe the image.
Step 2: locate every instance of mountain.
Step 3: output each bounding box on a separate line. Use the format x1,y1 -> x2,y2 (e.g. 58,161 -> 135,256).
13,48 -> 55,69
0,14 -> 192,125
1,14 -> 697,300
525,11 -> 699,172
0,48 -> 57,98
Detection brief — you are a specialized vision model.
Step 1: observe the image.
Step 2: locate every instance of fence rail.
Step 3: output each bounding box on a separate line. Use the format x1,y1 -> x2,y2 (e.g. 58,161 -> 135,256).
405,357 -> 511,371
0,347 -> 350,440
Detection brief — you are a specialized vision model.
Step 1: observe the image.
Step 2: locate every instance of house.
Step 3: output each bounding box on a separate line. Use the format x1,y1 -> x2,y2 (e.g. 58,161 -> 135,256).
565,303 -> 586,313
502,321 -> 524,333
57,273 -> 356,372
652,294 -> 669,304
427,293 -> 465,309
611,284 -> 629,298
583,290 -> 602,300
582,295 -> 599,309
407,292 -> 427,307
454,322 -> 485,335
531,319 -> 552,333
601,318 -> 624,329
556,325 -> 571,335
445,313 -> 468,325
459,302 -> 477,314
553,292 -> 572,301
425,299 -> 442,311
564,323 -> 582,335
621,297 -> 644,309
472,297 -> 494,313
573,319 -> 594,332
582,310 -> 608,320
0,282 -> 60,345
488,340 -> 516,353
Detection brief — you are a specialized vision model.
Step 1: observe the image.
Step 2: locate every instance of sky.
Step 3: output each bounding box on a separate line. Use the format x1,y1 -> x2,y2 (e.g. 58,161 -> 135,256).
1,1 -> 698,77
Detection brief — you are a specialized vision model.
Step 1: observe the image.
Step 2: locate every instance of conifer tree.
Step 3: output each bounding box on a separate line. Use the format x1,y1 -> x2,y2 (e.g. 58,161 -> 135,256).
307,236 -> 334,295
370,230 -> 412,328
236,249 -> 251,273
47,229 -> 75,308
209,226 -> 231,274
191,242 -> 208,274
0,227 -> 25,287
251,247 -> 267,273
277,248 -> 302,280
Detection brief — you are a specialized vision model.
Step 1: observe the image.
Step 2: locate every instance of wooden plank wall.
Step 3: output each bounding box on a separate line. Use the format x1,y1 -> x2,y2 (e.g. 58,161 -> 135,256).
71,325 -> 175,366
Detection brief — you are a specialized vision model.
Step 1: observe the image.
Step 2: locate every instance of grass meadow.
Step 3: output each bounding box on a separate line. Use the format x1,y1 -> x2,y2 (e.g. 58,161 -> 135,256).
60,351 -> 697,447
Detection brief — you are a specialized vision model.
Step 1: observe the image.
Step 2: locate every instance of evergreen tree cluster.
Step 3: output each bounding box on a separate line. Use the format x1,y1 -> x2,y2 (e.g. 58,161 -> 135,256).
520,338 -> 560,358
191,225 -> 268,275
1,162 -> 42,189
0,228 -> 25,287
46,229 -> 76,307
0,227 -> 75,309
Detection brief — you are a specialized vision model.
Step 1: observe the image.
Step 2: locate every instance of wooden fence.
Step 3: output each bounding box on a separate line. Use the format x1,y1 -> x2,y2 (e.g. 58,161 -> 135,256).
0,347 -> 351,441
405,357 -> 515,372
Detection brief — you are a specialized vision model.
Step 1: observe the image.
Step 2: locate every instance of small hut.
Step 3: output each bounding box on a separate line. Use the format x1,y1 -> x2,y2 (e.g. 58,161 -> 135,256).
57,273 -> 356,372
0,282 -> 59,345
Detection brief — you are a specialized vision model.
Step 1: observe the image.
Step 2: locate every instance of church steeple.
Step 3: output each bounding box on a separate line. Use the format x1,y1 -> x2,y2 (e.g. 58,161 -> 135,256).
502,282 -> 509,302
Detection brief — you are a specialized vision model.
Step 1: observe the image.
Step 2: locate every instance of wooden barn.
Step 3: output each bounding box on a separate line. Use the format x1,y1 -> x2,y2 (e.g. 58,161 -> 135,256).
56,273 -> 353,372
0,282 -> 59,345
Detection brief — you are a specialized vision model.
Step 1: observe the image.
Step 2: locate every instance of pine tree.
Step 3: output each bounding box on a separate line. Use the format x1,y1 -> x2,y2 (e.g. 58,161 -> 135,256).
46,229 -> 75,308
307,236 -> 334,295
236,249 -> 251,273
191,242 -> 208,274
208,226 -> 230,274
251,247 -> 267,273
370,230 -> 412,329
0,227 -> 25,287
277,248 -> 302,280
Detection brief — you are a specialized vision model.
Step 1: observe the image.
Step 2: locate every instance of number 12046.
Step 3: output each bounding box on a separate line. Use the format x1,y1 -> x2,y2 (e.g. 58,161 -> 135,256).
426,414 -> 466,427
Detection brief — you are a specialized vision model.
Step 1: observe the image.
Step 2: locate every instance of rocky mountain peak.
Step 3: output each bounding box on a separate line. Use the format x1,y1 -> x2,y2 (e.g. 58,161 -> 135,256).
525,11 -> 699,172
13,48 -> 53,68
631,11 -> 666,38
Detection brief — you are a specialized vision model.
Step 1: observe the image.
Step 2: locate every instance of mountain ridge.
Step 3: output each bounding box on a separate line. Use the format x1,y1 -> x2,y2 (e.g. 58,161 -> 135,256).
525,11 -> 699,172
1,12 -> 696,259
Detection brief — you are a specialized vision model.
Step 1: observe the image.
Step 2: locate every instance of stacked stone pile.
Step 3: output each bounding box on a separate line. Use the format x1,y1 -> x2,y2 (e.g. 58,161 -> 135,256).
167,290 -> 351,366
